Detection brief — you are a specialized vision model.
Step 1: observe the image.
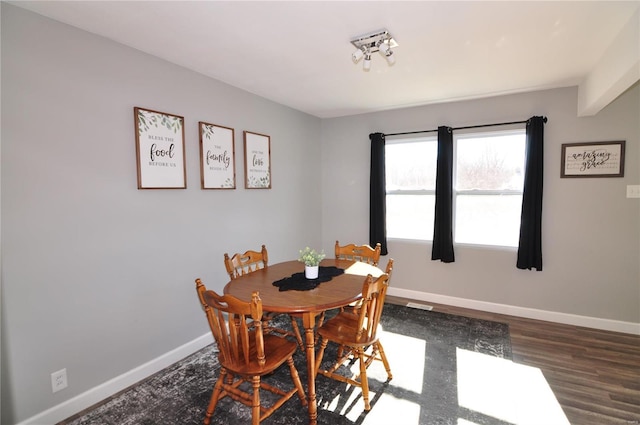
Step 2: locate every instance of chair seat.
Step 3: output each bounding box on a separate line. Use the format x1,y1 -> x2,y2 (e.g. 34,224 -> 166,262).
222,334 -> 299,376
316,311 -> 378,347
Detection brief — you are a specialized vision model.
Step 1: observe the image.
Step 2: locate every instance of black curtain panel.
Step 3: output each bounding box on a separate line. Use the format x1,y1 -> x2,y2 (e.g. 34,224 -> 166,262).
369,132 -> 388,255
431,126 -> 455,263
517,116 -> 546,271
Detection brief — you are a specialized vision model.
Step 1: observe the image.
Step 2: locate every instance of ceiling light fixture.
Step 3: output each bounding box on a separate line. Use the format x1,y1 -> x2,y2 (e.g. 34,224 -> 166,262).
350,29 -> 398,71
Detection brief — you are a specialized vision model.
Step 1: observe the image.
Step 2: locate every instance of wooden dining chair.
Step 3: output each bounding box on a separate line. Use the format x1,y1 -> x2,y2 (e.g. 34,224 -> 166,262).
224,245 -> 297,340
312,243 -> 386,339
335,240 -> 382,266
224,244 -> 269,280
195,279 -> 307,425
314,273 -> 393,411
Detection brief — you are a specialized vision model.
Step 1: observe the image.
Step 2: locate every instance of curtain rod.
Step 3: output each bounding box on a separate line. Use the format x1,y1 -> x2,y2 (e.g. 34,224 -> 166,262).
383,117 -> 547,137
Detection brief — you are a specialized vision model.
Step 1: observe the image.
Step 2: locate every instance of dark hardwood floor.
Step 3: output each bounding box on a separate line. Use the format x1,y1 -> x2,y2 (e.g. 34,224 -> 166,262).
386,295 -> 640,425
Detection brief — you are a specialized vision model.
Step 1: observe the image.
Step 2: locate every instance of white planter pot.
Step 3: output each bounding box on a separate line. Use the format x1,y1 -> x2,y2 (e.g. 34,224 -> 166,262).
305,265 -> 319,279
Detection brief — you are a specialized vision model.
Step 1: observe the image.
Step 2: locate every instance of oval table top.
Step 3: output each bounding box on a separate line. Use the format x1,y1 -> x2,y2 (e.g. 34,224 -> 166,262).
223,258 -> 384,314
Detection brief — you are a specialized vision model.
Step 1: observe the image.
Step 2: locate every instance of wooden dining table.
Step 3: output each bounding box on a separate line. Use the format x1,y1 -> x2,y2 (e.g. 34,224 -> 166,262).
223,258 -> 384,424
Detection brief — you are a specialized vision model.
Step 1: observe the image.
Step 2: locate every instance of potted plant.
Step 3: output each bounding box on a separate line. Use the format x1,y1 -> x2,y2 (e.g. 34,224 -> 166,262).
298,247 -> 325,279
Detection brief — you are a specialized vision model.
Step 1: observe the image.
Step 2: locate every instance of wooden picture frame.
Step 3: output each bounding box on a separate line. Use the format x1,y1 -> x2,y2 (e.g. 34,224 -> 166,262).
134,107 -> 186,189
243,131 -> 271,189
199,122 -> 236,189
561,141 -> 625,178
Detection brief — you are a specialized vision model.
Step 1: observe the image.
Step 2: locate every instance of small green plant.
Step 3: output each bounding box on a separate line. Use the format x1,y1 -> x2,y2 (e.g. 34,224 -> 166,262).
298,247 -> 325,267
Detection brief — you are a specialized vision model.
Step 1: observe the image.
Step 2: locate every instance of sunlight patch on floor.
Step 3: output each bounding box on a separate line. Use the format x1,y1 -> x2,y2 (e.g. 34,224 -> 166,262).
360,395 -> 421,424
458,420 -> 482,425
321,329 -> 426,424
379,330 -> 426,393
323,384 -> 360,416
456,348 -> 570,425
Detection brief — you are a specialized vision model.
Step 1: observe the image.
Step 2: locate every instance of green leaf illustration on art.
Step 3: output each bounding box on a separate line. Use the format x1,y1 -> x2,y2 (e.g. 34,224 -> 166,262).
138,109 -> 182,133
202,124 -> 215,140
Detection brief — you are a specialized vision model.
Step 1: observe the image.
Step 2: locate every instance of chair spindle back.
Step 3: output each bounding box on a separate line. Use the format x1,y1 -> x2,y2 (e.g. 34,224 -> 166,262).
335,240 -> 381,266
356,273 -> 390,342
196,279 -> 265,367
224,244 -> 268,280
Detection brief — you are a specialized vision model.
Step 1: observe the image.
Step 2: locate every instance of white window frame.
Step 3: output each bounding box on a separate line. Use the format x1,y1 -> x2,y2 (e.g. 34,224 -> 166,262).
385,129 -> 526,248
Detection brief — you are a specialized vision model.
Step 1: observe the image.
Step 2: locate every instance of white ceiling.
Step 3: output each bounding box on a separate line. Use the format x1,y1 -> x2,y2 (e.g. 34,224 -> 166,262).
10,1 -> 640,118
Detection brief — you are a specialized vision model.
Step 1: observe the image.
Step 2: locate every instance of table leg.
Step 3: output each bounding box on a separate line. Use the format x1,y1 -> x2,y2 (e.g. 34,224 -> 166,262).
302,312 -> 317,425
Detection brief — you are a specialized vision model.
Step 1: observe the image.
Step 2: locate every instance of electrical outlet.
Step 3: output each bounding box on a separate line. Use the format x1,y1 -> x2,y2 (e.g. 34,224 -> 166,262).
51,368 -> 68,393
627,185 -> 640,198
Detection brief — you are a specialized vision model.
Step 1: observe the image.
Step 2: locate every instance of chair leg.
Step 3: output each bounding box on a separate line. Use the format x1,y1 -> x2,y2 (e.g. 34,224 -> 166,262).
337,344 -> 345,359
205,369 -> 227,425
286,356 -> 308,405
289,316 -> 305,350
315,338 -> 329,373
357,348 -> 371,411
251,375 -> 260,425
314,311 -> 326,344
376,341 -> 393,380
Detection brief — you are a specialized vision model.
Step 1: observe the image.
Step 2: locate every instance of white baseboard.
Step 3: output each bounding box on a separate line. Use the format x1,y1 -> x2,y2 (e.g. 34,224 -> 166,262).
388,287 -> 640,335
17,333 -> 213,425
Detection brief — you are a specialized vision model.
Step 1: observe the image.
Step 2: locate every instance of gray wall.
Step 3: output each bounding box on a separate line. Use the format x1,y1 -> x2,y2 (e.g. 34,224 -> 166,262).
321,85 -> 639,324
1,4 -> 322,423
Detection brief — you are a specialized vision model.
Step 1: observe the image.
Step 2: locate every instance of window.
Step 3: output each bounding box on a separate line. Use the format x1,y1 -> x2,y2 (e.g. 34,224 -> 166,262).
454,131 -> 525,247
385,138 -> 437,240
386,130 -> 525,247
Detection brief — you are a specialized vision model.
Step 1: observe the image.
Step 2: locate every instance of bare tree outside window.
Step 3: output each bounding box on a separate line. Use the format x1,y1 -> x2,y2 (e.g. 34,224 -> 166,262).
456,135 -> 524,191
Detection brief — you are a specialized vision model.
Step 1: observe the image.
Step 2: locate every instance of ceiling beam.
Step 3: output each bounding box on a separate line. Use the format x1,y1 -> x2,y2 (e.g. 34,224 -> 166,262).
577,9 -> 640,117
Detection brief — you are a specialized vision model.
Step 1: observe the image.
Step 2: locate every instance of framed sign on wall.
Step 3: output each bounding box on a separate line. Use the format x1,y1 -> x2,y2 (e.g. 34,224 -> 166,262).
243,131 -> 271,189
199,122 -> 236,189
134,107 -> 186,189
561,141 -> 625,178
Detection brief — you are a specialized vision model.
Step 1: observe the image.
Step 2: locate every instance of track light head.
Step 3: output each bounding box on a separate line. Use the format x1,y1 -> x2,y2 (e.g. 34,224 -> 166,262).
352,47 -> 365,64
363,51 -> 372,71
378,41 -> 390,56
385,51 -> 396,65
377,40 -> 395,65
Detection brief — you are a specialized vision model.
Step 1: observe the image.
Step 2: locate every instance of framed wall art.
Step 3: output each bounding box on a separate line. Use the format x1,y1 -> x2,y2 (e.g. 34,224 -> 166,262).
199,122 -> 236,189
243,131 -> 271,189
134,107 -> 186,189
561,141 -> 625,178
